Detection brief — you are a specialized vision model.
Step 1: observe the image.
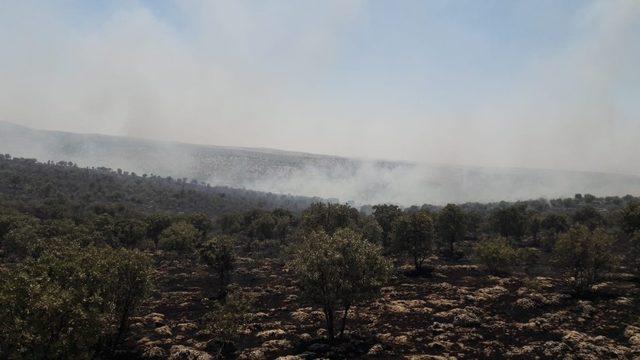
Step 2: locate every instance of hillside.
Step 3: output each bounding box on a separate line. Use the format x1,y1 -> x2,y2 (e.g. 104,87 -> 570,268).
2,122 -> 640,205
1,155 -> 640,359
0,154 -> 317,218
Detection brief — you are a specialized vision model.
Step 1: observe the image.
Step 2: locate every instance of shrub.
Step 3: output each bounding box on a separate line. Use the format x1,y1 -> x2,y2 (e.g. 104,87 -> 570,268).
552,225 -> 615,295
625,231 -> 640,276
621,203 -> 640,235
157,221 -> 199,252
289,228 -> 391,340
436,204 -> 466,256
0,245 -> 152,358
392,211 -> 435,273
202,290 -> 252,345
200,235 -> 236,299
475,237 -> 518,275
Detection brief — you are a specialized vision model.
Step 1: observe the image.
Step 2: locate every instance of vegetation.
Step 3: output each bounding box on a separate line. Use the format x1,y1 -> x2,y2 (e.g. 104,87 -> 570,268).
289,229 -> 391,340
436,203 -> 466,257
392,210 -> 435,273
200,235 -> 236,300
0,245 -> 152,358
1,155 -> 640,358
553,225 -> 616,295
475,237 -> 518,275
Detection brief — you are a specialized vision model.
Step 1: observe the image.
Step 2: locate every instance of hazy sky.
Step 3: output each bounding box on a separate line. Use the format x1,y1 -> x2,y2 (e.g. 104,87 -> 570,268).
1,0 -> 639,174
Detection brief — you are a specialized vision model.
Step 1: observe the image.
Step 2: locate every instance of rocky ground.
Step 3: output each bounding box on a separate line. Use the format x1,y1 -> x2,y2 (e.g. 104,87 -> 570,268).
125,247 -> 640,359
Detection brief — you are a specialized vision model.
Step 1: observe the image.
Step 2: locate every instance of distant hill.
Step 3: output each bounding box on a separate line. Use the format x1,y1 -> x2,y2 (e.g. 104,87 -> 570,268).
2,121 -> 640,205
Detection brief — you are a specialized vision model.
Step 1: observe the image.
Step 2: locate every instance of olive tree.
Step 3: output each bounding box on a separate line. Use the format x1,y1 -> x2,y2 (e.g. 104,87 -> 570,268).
0,245 -> 152,358
392,211 -> 435,273
157,221 -> 200,252
289,229 -> 391,340
436,204 -> 466,256
626,231 -> 640,277
475,237 -> 518,275
553,225 -> 615,295
200,235 -> 236,300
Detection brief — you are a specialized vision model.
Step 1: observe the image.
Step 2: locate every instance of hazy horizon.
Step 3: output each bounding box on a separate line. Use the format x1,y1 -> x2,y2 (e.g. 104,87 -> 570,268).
1,1 -> 640,176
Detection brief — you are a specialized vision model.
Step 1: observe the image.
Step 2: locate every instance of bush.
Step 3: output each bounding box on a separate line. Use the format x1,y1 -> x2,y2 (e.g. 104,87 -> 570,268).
392,210 -> 435,273
202,290 -> 252,351
0,245 -> 152,358
436,204 -> 466,256
475,237 -> 518,275
553,225 -> 615,295
200,235 -> 236,299
625,231 -> 640,276
157,221 -> 200,252
289,228 -> 391,340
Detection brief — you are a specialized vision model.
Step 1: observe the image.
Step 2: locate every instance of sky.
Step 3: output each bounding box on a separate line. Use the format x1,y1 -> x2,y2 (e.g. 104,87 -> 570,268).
1,0 -> 639,175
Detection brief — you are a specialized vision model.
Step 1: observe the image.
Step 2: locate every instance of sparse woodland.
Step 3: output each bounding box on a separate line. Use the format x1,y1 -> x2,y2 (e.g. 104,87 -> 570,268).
1,154 -> 640,359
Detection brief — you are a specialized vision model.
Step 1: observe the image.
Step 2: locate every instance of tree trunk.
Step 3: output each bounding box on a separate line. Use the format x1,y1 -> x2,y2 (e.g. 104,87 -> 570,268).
324,305 -> 335,341
339,304 -> 350,338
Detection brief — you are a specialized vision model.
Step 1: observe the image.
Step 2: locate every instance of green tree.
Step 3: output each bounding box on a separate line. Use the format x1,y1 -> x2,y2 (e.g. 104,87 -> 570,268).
289,229 -> 391,340
360,215 -> 383,245
392,211 -> 435,273
621,203 -> 640,235
553,225 -> 615,296
157,221 -> 200,252
113,218 -> 147,248
625,231 -> 640,277
301,203 -> 360,235
571,206 -> 605,230
436,204 -> 466,256
0,245 -> 152,358
372,204 -> 403,249
490,205 -> 528,241
475,237 -> 518,275
200,235 -> 236,300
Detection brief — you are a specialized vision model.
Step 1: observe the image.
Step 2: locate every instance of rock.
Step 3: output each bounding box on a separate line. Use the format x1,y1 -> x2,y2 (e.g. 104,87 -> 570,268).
473,285 -> 508,302
625,325 -> 640,347
154,325 -> 173,337
514,297 -> 537,311
367,344 -> 384,355
393,335 -> 409,346
432,307 -> 482,327
144,313 -> 166,326
261,339 -> 293,351
142,346 -> 167,359
257,329 -> 286,340
386,300 -> 432,314
176,322 -> 198,332
168,345 -> 213,360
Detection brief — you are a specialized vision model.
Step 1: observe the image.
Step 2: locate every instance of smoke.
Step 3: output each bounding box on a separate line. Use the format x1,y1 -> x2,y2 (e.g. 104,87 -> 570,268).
0,0 -> 639,204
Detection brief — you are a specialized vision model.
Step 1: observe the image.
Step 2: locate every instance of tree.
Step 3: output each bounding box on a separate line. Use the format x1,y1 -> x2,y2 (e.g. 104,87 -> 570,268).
289,229 -> 391,340
202,290 -> 253,357
553,225 -> 615,296
436,204 -> 466,256
571,206 -> 605,230
200,235 -> 236,300
113,218 -> 147,248
157,221 -> 200,252
146,213 -> 173,248
541,213 -> 569,235
475,237 -> 518,275
392,211 -> 435,273
0,245 -> 152,358
625,231 -> 640,277
372,204 -> 403,249
301,203 -> 360,235
490,205 -> 528,241
360,215 -> 383,245
621,203 -> 640,235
